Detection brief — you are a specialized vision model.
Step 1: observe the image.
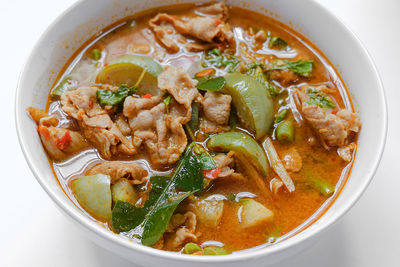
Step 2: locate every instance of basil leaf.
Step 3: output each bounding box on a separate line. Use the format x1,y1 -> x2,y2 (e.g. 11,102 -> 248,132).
111,200 -> 147,233
142,191 -> 192,245
174,146 -> 204,192
196,76 -> 226,92
269,37 -> 288,49
112,177 -> 195,244
270,60 -> 314,78
96,84 -> 137,108
111,143 -> 204,245
306,87 -> 335,108
193,144 -> 217,170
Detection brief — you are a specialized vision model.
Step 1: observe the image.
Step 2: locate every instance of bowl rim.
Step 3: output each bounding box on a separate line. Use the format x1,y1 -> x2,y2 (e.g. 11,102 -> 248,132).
15,0 -> 388,263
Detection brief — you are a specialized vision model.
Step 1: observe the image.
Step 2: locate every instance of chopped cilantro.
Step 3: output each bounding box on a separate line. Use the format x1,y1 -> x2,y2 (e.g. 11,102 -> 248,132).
269,37 -> 288,49
203,48 -> 241,73
270,60 -> 314,78
306,87 -> 335,108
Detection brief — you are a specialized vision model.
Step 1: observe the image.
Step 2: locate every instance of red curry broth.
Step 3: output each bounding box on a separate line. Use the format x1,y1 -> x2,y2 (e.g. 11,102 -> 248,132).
40,3 -> 357,253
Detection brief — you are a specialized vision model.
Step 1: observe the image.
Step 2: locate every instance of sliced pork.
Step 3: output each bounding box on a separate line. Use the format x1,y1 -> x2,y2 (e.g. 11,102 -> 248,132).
201,91 -> 231,125
37,126 -> 88,160
123,96 -> 187,166
298,86 -> 361,148
86,161 -> 148,184
148,3 -> 234,53
61,87 -> 136,159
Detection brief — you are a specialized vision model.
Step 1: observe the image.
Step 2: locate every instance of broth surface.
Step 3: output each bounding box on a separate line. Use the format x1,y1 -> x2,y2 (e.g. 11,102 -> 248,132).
34,2 -> 358,254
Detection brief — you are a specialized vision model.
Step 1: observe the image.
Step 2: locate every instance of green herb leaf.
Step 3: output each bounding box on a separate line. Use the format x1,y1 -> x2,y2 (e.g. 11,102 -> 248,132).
196,76 -> 226,92
203,49 -> 241,73
193,144 -> 217,171
306,87 -> 335,108
142,190 -> 193,245
270,60 -> 314,78
51,76 -> 78,97
111,200 -> 146,233
96,84 -> 137,108
269,37 -> 288,49
111,143 -> 205,245
163,94 -> 173,114
174,145 -> 204,192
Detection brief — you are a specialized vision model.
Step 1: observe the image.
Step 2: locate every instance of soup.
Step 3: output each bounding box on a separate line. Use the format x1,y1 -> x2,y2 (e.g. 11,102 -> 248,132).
27,2 -> 361,255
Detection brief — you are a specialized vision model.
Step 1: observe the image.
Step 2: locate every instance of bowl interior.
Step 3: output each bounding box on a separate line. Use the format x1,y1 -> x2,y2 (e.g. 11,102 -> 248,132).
16,0 -> 386,265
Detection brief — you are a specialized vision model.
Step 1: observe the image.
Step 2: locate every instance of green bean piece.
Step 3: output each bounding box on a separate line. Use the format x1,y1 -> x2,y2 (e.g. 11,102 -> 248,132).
184,243 -> 202,254
311,178 -> 335,197
275,109 -> 288,123
91,49 -> 101,61
203,246 -> 230,255
276,119 -> 294,143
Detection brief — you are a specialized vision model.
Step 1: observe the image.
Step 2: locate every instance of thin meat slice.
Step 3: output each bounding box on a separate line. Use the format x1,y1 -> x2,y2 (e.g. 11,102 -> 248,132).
213,152 -> 235,178
114,114 -> 131,136
337,142 -> 356,162
148,14 -> 180,53
213,151 -> 247,181
280,147 -> 302,173
174,16 -> 234,45
199,118 -> 230,134
196,2 -> 229,20
61,87 -> 136,159
28,107 -> 88,160
202,91 -> 231,125
123,95 -> 163,123
269,69 -> 298,86
37,126 -> 88,160
165,212 -> 197,249
148,3 -> 234,53
86,161 -> 148,184
123,96 -> 187,166
27,107 -> 59,127
298,87 -> 361,148
158,66 -> 199,122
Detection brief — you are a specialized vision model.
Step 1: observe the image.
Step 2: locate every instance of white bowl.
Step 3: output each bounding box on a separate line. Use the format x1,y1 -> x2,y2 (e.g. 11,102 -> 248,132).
15,0 -> 387,266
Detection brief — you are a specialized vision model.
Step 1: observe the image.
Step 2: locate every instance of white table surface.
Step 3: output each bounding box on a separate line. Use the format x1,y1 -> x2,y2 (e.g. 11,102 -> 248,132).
1,0 -> 399,266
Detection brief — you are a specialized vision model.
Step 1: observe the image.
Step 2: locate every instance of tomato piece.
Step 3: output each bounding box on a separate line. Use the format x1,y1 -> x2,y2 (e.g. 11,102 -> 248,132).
203,168 -> 221,180
195,68 -> 215,78
142,93 -> 152,99
55,130 -> 72,150
37,126 -> 50,140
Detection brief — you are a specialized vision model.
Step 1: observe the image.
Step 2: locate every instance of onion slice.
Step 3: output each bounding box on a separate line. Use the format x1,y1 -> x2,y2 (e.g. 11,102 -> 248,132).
262,137 -> 295,192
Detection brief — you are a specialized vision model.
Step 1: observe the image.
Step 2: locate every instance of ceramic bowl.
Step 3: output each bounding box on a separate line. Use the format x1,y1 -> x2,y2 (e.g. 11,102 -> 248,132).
15,0 -> 387,266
